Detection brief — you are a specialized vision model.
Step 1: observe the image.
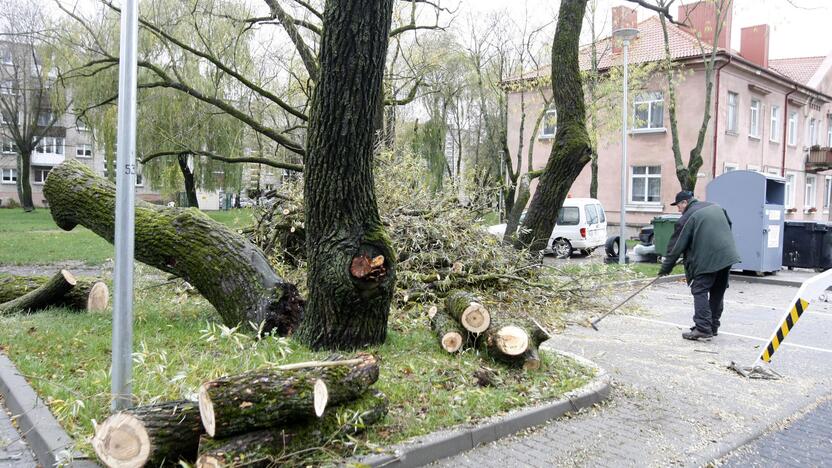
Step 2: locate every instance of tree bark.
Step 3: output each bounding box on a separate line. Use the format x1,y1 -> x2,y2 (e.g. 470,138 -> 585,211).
43,160 -> 303,334
503,171 -> 541,244
178,153 -> 200,208
195,389 -> 388,468
518,0 -> 592,251
428,306 -> 465,353
92,400 -> 202,468
298,0 -> 396,350
445,291 -> 490,333
478,315 -> 549,368
17,151 -> 34,212
0,270 -> 76,314
0,273 -> 108,311
198,354 -> 379,439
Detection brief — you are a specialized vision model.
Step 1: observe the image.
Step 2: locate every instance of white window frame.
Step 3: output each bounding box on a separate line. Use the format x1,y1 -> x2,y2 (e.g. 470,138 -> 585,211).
76,144 -> 92,158
632,91 -> 665,132
1,140 -> 15,154
788,111 -> 798,146
828,115 -> 832,147
727,92 -> 739,133
749,99 -> 761,138
0,80 -> 15,95
769,105 -> 780,142
540,108 -> 557,138
76,119 -> 89,132
0,48 -> 12,66
723,162 -> 738,173
747,164 -> 761,173
1,168 -> 16,184
35,137 -> 64,155
37,111 -> 55,127
825,175 -> 832,211
784,172 -> 796,208
629,165 -> 662,204
805,174 -> 817,209
809,118 -> 820,147
32,167 -> 50,185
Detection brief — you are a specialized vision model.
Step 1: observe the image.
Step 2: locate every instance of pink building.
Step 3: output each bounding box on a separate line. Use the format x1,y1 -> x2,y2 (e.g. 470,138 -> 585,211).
506,2 -> 832,234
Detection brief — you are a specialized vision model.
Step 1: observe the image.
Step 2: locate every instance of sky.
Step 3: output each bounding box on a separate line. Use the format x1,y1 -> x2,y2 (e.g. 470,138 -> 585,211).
462,0 -> 832,59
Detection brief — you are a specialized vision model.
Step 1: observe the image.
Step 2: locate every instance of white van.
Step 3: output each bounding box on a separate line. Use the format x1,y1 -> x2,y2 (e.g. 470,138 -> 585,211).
486,198 -> 607,259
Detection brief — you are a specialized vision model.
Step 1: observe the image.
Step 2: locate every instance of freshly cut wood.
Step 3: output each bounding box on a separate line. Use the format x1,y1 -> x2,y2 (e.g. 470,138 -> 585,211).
92,400 -> 202,468
0,270 -> 76,314
196,389 -> 388,468
483,324 -> 529,357
445,291 -> 490,333
0,273 -> 109,312
480,315 -> 550,369
43,160 -> 304,334
429,307 -> 465,353
198,354 -> 379,438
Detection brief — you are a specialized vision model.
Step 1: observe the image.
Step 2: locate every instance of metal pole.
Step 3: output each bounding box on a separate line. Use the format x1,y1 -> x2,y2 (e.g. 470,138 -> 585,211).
112,0 -> 139,411
619,39 -> 629,265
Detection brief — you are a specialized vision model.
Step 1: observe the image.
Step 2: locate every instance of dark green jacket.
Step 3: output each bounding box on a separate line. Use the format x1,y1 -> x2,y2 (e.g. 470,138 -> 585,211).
661,199 -> 741,281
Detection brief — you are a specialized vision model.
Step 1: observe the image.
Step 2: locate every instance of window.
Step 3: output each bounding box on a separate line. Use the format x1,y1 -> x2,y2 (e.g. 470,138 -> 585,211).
0,110 -> 11,125
808,118 -> 820,147
633,92 -> 664,130
785,172 -> 796,208
630,165 -> 662,203
828,116 -> 832,147
825,176 -> 832,210
541,108 -> 557,138
35,137 -> 64,155
76,144 -> 92,158
76,119 -> 88,132
2,140 -> 15,153
135,172 -> 143,187
788,111 -> 798,146
32,166 -> 50,184
0,48 -> 12,65
1,168 -> 16,183
37,112 -> 55,127
596,204 -> 606,223
556,206 -> 580,226
723,162 -> 738,173
585,204 -> 599,224
727,92 -> 739,133
769,106 -> 780,142
749,99 -> 761,138
0,80 -> 15,95
806,174 -> 817,209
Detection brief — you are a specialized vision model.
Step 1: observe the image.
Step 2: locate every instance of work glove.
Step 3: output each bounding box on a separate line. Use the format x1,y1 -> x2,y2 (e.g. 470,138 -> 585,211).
657,264 -> 672,277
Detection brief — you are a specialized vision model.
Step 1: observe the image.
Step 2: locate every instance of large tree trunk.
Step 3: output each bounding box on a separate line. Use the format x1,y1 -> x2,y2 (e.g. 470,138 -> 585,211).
43,160 -> 303,334
0,273 -> 108,311
92,400 -> 203,468
298,0 -> 396,350
518,0 -> 592,251
178,153 -> 200,208
0,270 -> 76,314
17,151 -> 34,212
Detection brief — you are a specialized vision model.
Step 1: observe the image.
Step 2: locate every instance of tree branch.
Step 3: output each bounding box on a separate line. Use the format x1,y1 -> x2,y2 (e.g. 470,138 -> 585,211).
625,0 -> 682,25
140,149 -> 303,172
385,78 -> 422,106
263,0 -> 319,81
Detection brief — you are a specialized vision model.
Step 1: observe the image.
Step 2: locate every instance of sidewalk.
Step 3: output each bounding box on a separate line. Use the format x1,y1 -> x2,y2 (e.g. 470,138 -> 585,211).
0,396 -> 36,467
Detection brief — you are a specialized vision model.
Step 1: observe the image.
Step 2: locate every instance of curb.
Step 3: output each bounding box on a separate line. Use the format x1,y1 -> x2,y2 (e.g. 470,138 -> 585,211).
355,349 -> 611,468
728,273 -> 810,289
0,353 -> 99,467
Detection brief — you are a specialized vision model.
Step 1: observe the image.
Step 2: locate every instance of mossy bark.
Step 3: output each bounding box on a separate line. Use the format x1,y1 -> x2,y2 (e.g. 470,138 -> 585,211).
42,160 -> 303,333
199,354 -> 379,439
429,308 -> 466,353
0,273 -> 107,311
517,0 -> 592,251
0,270 -> 75,314
196,389 -> 388,468
298,0 -> 396,350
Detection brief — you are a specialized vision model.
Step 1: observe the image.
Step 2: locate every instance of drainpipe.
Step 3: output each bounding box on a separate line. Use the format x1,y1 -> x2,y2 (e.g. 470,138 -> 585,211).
782,87 -> 797,177
711,56 -> 731,178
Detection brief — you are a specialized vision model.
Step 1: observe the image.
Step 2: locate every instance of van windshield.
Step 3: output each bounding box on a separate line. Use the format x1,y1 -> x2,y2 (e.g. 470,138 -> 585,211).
557,206 -> 580,225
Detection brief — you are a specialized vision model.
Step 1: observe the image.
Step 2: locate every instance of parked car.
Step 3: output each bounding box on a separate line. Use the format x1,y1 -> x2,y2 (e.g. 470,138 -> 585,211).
487,198 -> 608,259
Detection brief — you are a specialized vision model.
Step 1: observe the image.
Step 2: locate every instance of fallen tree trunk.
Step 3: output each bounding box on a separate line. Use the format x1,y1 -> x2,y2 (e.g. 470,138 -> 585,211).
428,306 -> 465,353
92,400 -> 203,468
198,354 -> 379,438
445,291 -> 490,333
479,315 -> 551,369
43,160 -> 303,334
0,273 -> 109,311
0,270 -> 76,314
196,389 -> 388,468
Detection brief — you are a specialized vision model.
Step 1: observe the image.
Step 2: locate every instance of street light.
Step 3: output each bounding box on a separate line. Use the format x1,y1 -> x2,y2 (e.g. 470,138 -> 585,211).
612,27 -> 638,265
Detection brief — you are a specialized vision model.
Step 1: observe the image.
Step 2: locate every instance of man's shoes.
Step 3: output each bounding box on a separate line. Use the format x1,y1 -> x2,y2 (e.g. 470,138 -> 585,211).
682,329 -> 713,341
712,329 -> 718,336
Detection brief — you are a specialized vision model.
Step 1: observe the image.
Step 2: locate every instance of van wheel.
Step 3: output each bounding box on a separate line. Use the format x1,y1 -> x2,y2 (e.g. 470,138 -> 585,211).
553,239 -> 572,259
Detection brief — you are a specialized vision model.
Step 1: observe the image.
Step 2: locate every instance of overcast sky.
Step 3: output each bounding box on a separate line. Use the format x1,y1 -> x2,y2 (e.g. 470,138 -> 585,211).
462,0 -> 832,59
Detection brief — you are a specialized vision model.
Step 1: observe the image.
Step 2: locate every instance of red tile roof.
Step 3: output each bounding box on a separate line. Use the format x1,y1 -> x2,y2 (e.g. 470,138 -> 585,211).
769,56 -> 825,85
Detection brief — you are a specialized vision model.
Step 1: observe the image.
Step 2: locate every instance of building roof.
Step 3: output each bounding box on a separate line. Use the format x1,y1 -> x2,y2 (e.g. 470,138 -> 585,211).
768,56 -> 825,85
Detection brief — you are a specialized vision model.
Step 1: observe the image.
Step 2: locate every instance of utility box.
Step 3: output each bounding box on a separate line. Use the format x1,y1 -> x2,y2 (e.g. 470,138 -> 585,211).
706,170 -> 785,274
652,214 -> 682,256
782,221 -> 832,270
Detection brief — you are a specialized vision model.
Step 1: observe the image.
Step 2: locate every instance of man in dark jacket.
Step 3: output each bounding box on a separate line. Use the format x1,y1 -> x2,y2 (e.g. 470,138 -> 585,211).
658,191 -> 741,341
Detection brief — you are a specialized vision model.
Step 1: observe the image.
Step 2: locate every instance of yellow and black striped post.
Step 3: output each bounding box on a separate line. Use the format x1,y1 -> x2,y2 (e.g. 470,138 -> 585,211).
760,298 -> 809,363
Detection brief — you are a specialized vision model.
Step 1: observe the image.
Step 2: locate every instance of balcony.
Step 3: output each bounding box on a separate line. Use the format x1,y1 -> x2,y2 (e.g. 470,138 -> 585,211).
31,152 -> 65,166
805,146 -> 832,172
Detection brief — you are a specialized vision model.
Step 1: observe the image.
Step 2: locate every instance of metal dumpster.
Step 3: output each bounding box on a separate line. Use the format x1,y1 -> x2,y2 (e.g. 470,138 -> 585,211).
652,214 -> 681,256
782,221 -> 832,270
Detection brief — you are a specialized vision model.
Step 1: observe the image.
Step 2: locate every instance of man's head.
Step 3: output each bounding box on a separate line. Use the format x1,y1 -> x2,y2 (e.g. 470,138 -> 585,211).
670,190 -> 694,213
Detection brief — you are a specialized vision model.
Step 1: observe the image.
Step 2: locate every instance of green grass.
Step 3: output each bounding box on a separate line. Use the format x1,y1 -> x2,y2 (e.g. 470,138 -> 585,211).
0,267 -> 592,463
0,208 -> 254,266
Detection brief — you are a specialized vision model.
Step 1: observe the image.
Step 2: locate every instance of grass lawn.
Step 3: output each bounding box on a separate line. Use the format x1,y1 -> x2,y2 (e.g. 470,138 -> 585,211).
0,266 -> 593,463
0,208 -> 254,266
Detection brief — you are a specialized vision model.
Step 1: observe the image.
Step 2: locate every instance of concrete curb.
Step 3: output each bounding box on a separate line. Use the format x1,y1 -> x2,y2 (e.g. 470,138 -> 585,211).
0,353 -> 98,467
728,273 -> 811,289
355,349 -> 611,468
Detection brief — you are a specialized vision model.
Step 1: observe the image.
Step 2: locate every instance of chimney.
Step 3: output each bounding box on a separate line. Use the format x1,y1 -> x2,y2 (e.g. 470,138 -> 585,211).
740,24 -> 769,68
611,6 -> 638,54
677,0 -> 733,50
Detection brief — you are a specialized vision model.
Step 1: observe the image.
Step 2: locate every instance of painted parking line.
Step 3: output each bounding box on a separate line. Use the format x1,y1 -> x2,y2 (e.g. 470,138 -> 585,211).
654,292 -> 832,318
621,315 -> 832,355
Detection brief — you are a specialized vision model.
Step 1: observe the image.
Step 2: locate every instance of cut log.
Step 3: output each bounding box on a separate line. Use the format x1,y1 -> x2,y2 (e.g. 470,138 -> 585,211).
196,389 -> 388,468
445,291 -> 490,333
429,307 -> 465,353
0,273 -> 109,311
0,270 -> 76,314
43,160 -> 304,334
479,315 -> 550,369
198,354 -> 379,438
482,324 -> 529,357
92,400 -> 202,468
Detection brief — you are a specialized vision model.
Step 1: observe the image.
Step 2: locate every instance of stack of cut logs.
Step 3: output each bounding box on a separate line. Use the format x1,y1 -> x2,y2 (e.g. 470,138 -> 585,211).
92,354 -> 386,468
0,270 -> 109,314
430,291 -> 550,370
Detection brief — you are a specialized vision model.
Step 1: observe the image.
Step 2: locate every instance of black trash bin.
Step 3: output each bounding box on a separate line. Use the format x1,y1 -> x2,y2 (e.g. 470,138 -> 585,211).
782,221 -> 832,270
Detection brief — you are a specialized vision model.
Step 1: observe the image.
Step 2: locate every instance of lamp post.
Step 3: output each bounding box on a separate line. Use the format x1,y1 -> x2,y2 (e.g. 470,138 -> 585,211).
613,27 -> 638,265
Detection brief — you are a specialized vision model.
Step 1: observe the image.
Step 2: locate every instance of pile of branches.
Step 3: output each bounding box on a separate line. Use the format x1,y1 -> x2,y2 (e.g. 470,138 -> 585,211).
92,355 -> 385,468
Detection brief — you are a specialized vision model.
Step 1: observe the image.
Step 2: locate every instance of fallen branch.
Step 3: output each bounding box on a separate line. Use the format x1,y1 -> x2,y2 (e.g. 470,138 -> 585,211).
0,270 -> 76,314
0,273 -> 108,312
